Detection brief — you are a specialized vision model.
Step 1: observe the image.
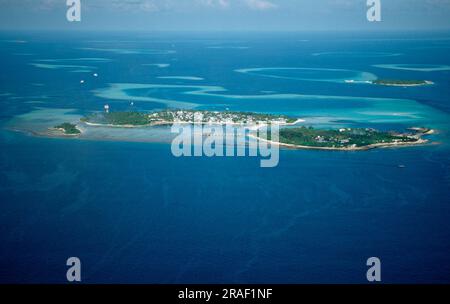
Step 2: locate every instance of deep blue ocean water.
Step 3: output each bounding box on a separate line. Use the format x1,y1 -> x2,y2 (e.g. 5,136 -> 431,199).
1,31 -> 450,283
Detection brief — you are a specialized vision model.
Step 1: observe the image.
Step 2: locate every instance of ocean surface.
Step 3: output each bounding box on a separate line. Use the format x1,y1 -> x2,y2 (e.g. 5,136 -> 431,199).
0,31 -> 450,283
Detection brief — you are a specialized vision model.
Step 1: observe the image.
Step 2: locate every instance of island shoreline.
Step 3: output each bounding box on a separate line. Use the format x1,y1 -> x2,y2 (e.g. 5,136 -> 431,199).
249,134 -> 432,151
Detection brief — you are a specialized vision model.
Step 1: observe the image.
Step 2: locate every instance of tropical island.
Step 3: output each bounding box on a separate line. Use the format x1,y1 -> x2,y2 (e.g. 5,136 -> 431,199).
51,122 -> 81,136
256,126 -> 432,151
371,79 -> 434,87
80,110 -> 301,127
51,110 -> 433,151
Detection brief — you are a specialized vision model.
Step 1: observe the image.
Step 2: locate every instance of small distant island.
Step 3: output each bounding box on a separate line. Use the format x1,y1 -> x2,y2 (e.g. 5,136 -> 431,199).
372,79 -> 434,87
81,110 -> 302,127
256,126 -> 432,151
51,123 -> 81,136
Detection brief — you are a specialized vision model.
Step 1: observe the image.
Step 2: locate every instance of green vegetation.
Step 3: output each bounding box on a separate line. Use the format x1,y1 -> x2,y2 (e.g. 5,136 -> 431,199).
372,79 -> 431,86
275,126 -> 418,148
54,123 -> 81,135
83,110 -> 298,126
102,112 -> 150,126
